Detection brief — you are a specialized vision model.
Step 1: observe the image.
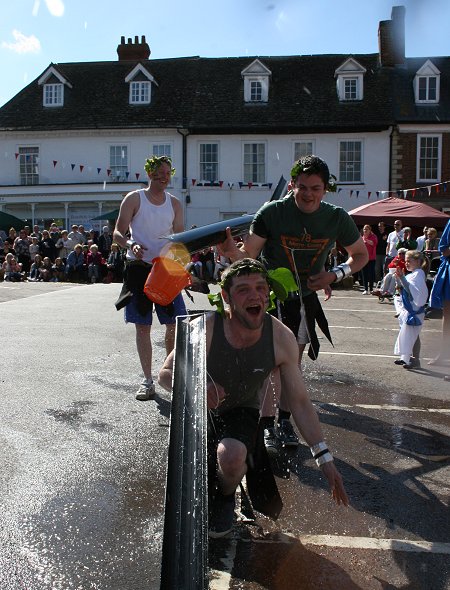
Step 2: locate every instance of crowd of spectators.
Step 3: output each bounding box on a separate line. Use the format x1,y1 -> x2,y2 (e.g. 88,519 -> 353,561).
0,223 -> 125,284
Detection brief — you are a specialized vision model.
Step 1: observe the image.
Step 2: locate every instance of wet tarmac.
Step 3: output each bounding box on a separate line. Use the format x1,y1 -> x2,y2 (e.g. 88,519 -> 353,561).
1,282 -> 449,589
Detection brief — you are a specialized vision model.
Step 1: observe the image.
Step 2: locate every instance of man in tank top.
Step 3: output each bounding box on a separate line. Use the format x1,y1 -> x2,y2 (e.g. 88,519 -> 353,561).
159,259 -> 348,538
114,155 -> 186,400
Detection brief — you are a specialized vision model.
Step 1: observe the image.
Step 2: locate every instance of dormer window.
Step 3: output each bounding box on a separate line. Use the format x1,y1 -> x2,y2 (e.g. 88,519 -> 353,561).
414,60 -> 440,104
241,59 -> 271,104
125,63 -> 157,106
130,81 -> 150,104
38,65 -> 71,108
335,58 -> 366,102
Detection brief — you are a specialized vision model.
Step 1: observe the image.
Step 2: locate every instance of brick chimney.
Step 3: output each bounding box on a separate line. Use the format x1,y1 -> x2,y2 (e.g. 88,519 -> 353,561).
378,6 -> 405,67
117,35 -> 150,61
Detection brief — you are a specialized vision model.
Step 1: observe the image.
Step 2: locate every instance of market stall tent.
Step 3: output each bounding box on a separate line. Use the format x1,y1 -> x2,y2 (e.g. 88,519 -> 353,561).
349,197 -> 449,229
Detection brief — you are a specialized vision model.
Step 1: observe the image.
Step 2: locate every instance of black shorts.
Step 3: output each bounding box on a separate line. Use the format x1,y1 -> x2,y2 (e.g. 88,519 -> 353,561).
270,296 -> 302,337
208,407 -> 259,454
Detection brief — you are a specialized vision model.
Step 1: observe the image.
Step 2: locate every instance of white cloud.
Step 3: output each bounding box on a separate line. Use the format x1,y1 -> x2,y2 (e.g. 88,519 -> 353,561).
1,30 -> 41,54
44,0 -> 65,17
275,10 -> 288,31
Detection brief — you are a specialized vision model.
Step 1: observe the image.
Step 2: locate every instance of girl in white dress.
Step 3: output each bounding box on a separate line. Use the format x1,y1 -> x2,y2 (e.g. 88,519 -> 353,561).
393,250 -> 429,369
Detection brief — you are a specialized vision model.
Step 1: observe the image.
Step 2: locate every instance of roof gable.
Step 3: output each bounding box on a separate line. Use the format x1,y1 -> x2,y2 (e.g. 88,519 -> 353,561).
334,57 -> 367,77
241,59 -> 271,77
38,65 -> 72,88
124,63 -> 158,86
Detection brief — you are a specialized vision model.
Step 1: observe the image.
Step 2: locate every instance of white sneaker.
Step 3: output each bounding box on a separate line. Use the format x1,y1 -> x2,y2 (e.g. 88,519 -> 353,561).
362,290 -> 369,295
135,381 -> 156,401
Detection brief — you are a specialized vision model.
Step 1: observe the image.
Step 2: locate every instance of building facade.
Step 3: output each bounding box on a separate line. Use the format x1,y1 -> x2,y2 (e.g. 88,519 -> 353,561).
0,6 -> 449,231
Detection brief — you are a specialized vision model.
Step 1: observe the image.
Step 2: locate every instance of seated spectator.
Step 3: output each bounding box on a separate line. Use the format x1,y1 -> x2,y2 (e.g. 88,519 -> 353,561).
106,243 -> 124,283
52,257 -> 66,282
39,257 -> 54,282
2,253 -> 25,282
68,224 -> 86,245
49,223 -> 61,242
372,248 -> 407,297
187,252 -> 203,279
29,254 -> 43,281
0,241 -> 15,263
87,229 -> 98,246
199,247 -> 215,282
66,244 -> 87,282
213,247 -> 230,282
39,230 -> 57,262
30,225 -> 42,240
87,243 -> 105,284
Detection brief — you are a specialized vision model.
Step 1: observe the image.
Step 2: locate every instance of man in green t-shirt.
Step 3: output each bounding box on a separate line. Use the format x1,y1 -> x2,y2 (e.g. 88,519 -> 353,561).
219,155 -> 368,447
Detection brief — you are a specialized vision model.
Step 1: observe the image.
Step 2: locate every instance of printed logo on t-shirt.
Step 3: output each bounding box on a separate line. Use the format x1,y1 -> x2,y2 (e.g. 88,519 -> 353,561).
280,234 -> 330,275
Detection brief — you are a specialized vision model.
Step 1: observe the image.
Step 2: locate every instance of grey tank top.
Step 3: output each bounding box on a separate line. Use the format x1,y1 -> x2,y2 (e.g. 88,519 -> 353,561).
207,313 -> 276,414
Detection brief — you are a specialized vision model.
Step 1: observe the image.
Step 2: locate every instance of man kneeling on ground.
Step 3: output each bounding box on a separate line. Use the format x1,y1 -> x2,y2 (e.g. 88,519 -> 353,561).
158,258 -> 348,537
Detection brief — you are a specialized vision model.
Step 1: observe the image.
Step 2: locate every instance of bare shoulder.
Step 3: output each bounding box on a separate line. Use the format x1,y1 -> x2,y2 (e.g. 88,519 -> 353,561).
169,193 -> 182,210
270,314 -> 298,364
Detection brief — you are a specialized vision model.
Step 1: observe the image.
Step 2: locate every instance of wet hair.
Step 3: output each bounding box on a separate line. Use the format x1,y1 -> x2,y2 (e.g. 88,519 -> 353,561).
221,258 -> 269,294
290,155 -> 330,187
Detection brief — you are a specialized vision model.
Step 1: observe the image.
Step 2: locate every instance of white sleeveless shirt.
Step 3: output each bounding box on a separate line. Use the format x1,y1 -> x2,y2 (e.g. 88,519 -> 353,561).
127,189 -> 175,263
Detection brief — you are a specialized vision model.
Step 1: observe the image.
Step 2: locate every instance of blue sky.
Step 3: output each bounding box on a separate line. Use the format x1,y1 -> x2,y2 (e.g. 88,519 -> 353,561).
1,0 -> 449,107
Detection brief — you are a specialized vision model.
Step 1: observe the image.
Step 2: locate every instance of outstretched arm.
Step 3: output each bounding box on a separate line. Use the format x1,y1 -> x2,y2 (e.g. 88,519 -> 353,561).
274,320 -> 349,506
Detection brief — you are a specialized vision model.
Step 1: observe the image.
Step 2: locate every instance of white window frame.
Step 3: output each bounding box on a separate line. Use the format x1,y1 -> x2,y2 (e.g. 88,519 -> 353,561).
243,142 -> 266,184
129,80 -> 151,104
199,143 -> 219,183
152,143 -> 172,158
109,145 -> 129,181
293,141 -> 314,161
19,146 -> 39,186
43,83 -> 63,107
338,140 -> 363,183
336,74 -> 363,101
414,60 -> 440,104
416,134 -> 441,182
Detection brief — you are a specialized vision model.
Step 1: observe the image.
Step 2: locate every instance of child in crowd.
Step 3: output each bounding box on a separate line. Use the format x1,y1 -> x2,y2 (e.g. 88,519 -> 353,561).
106,242 -> 124,283
393,250 -> 429,369
52,257 -> 66,281
40,257 -> 54,282
2,253 -> 25,281
29,236 -> 40,260
29,254 -> 43,281
372,248 -> 407,298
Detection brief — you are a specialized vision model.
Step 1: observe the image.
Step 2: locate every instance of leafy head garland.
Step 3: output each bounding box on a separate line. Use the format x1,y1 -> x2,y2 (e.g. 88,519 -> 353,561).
290,155 -> 337,193
144,155 -> 176,176
208,258 -> 299,315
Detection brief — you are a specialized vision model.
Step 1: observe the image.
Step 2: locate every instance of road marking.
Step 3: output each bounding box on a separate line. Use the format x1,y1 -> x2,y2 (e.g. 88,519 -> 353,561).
244,533 -> 450,554
319,351 -> 438,361
327,308 -> 403,314
317,402 -> 450,414
329,325 -> 441,333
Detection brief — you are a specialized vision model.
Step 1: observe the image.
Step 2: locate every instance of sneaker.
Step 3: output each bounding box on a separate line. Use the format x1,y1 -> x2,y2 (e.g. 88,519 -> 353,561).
394,359 -> 406,365
135,381 -> 156,401
264,427 -> 278,455
403,359 -> 421,370
209,493 -> 235,538
276,419 -> 299,447
362,290 -> 369,295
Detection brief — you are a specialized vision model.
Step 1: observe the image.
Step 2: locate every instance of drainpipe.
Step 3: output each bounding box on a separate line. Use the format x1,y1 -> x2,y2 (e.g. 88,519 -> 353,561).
389,125 -> 395,194
177,128 -> 190,217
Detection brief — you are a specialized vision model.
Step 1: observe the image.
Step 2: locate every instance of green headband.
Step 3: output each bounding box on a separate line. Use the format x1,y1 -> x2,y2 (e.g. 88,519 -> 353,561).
144,155 -> 176,176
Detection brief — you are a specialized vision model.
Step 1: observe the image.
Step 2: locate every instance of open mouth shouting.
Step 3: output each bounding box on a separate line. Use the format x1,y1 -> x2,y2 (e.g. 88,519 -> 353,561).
246,303 -> 262,316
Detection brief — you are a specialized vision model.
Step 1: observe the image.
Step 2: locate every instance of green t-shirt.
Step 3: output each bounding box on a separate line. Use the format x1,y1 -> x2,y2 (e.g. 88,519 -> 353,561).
251,194 -> 360,296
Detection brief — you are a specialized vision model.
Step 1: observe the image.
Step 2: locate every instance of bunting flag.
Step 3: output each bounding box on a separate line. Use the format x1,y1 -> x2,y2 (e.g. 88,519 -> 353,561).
97,168 -> 101,174
228,182 -> 234,189
356,190 -> 360,198
403,190 -> 407,198
71,164 -> 75,170
125,171 -> 130,179
107,169 -> 111,176
219,180 -> 223,188
53,160 -> 57,167
350,190 -> 353,197
368,191 -> 371,199
247,182 -> 253,189
191,179 -> 196,186
135,173 -> 140,180
239,182 -> 243,189
268,183 -> 273,190
411,188 -> 416,198
436,184 -> 440,194
79,165 -> 84,172
15,153 -> 19,160
427,186 -> 432,196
